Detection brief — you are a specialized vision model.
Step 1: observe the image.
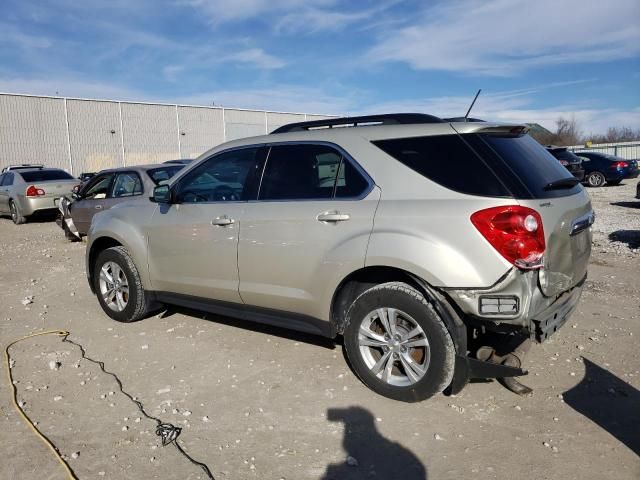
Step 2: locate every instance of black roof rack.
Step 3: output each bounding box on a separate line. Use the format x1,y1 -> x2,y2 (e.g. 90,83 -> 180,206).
271,113 -> 445,134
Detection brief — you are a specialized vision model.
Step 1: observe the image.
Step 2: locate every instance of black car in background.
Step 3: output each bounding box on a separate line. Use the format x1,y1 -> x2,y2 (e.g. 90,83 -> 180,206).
576,152 -> 639,187
546,146 -> 585,181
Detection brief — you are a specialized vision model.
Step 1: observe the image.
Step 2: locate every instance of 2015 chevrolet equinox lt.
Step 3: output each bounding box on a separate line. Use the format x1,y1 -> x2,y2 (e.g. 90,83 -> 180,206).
86,114 -> 593,402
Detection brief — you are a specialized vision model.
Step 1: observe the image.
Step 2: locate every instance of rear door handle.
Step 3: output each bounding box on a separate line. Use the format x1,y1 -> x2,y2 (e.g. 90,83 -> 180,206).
211,215 -> 235,226
95,205 -> 103,210
317,212 -> 350,222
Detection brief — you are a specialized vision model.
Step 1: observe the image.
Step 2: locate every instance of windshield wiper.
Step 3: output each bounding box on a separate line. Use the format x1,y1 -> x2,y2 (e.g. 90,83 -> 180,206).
544,177 -> 580,191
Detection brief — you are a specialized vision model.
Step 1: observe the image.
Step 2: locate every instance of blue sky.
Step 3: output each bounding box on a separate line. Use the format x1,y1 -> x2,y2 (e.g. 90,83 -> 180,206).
1,0 -> 639,135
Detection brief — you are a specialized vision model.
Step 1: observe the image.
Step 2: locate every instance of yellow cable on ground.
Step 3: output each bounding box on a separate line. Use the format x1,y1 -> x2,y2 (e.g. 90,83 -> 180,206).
4,330 -> 78,480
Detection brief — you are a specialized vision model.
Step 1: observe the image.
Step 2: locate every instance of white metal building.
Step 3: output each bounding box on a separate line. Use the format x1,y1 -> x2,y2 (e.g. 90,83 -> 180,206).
0,93 -> 333,174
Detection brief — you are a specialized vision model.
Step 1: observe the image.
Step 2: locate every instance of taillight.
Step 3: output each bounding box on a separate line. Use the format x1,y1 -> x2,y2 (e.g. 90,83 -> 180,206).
26,185 -> 46,197
471,206 -> 545,270
610,161 -> 628,169
559,160 -> 569,166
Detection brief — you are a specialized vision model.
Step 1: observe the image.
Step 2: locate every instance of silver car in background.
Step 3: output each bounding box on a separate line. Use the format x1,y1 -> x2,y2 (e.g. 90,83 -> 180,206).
0,165 -> 78,224
57,163 -> 185,240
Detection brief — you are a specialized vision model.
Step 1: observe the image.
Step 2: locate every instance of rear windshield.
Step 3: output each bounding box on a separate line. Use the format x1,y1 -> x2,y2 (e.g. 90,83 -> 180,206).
373,133 -> 582,199
146,165 -> 184,185
468,134 -> 582,199
550,149 -> 582,163
19,170 -> 74,182
372,135 -> 511,197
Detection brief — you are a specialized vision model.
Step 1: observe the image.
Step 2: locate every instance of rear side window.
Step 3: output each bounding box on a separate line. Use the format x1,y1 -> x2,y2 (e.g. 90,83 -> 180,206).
19,169 -> 74,182
372,135 -> 510,197
1,172 -> 14,186
549,149 -> 582,163
259,144 -> 370,200
468,134 -> 582,199
112,172 -> 143,198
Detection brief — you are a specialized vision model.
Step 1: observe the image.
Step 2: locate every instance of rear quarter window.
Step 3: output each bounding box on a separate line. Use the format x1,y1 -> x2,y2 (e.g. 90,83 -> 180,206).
372,134 -> 511,197
19,170 -> 74,182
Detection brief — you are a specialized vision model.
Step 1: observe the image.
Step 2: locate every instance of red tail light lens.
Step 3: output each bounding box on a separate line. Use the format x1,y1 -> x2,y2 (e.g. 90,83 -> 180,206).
611,161 -> 628,169
26,185 -> 46,197
471,206 -> 545,270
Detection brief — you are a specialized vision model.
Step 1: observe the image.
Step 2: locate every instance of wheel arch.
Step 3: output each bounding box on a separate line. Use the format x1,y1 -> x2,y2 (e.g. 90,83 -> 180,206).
86,236 -> 124,293
329,265 -> 467,355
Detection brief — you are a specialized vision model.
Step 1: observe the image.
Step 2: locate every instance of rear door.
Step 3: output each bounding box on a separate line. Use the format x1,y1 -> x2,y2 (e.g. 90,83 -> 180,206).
0,173 -> 11,212
238,143 -> 379,320
468,133 -> 593,297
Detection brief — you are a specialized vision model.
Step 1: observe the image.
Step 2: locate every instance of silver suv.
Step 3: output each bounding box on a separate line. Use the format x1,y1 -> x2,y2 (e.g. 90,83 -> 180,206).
86,114 -> 593,402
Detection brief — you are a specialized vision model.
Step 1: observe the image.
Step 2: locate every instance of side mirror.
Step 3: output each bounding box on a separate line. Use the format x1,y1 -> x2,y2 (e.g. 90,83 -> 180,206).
152,184 -> 172,203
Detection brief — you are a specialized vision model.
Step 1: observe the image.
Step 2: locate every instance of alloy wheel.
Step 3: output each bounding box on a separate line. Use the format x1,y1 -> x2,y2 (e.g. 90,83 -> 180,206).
358,307 -> 430,387
99,261 -> 130,312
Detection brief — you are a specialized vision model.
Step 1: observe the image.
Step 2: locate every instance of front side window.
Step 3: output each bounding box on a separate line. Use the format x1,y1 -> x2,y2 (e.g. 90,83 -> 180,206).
175,147 -> 262,203
111,172 -> 143,198
82,174 -> 115,200
259,144 -> 369,200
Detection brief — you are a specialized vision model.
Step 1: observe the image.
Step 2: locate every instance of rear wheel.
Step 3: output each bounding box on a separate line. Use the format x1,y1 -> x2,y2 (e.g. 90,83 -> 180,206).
586,171 -> 606,187
9,200 -> 26,224
93,246 -> 153,322
343,282 -> 455,402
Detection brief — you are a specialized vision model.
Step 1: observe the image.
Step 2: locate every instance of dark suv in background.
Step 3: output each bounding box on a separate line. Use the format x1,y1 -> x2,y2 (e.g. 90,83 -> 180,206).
546,146 -> 585,181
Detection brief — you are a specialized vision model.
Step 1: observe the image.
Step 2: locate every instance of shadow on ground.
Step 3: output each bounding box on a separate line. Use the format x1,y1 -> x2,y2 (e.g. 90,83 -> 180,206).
322,406 -> 427,480
608,230 -> 640,249
158,305 -> 337,349
610,201 -> 640,209
563,358 -> 640,456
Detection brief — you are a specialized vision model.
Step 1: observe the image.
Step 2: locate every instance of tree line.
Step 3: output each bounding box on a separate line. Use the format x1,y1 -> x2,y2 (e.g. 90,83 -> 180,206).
529,117 -> 640,147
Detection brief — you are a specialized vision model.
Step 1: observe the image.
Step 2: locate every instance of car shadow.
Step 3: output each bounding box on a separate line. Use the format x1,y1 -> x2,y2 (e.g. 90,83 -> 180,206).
158,305 -> 336,350
608,230 -> 640,248
563,358 -> 640,456
610,201 -> 640,209
322,406 -> 427,480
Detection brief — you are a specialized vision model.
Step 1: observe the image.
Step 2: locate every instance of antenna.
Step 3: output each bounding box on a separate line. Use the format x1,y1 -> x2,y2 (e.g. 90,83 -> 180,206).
464,89 -> 481,120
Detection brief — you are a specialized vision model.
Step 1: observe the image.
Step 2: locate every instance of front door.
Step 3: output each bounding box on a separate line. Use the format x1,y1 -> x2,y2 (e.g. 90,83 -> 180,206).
238,143 -> 379,320
71,172 -> 117,233
146,146 -> 265,303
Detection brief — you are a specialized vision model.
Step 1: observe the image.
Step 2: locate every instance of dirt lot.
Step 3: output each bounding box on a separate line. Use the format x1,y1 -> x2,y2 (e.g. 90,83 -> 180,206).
1,181 -> 638,480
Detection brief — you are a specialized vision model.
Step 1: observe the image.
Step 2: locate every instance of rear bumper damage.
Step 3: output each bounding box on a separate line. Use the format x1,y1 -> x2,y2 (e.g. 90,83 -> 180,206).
439,268 -> 586,395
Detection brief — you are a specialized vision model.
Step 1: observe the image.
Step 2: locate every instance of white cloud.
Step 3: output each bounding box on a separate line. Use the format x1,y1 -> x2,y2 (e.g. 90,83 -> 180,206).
367,0 -> 640,75
220,48 -> 286,69
181,0 -> 336,24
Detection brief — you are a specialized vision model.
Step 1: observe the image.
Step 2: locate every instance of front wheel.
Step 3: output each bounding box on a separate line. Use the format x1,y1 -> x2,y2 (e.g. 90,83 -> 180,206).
93,246 -> 153,322
586,171 -> 606,187
343,282 -> 455,402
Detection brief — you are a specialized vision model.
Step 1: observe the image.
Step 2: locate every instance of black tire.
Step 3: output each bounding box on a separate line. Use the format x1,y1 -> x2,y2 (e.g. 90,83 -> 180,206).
586,171 -> 606,187
93,246 -> 152,322
9,200 -> 26,224
607,179 -> 621,186
343,282 -> 455,402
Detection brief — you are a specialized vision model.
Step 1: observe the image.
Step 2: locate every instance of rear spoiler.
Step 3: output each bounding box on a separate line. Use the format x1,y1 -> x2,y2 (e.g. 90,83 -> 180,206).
451,123 -> 530,136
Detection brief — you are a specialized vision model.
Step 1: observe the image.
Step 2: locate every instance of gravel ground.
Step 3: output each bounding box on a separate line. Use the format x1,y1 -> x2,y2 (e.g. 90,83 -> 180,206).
1,180 -> 638,480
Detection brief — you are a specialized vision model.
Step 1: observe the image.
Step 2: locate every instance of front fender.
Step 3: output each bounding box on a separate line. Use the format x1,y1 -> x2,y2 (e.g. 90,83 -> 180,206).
86,205 -> 157,291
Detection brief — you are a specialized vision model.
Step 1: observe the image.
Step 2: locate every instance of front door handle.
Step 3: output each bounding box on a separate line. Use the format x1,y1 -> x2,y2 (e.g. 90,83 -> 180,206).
317,212 -> 350,222
211,215 -> 235,226
95,205 -> 103,210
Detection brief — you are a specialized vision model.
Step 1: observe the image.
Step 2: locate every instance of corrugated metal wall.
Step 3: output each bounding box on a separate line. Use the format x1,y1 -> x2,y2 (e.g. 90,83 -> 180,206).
0,93 -> 334,174
568,141 -> 640,160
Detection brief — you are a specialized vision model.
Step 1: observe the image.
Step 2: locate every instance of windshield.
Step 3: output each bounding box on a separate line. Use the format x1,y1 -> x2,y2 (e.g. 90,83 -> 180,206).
19,169 -> 75,182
